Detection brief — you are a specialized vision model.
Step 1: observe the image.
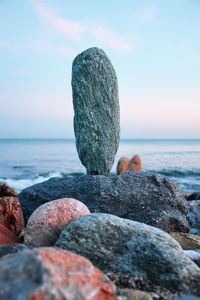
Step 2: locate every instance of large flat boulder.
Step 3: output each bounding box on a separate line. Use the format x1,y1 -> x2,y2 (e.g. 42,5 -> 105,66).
55,213 -> 200,296
18,172 -> 189,232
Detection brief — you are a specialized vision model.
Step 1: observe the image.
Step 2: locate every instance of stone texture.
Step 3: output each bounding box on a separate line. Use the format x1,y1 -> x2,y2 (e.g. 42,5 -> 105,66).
72,47 -> 120,175
187,200 -> 200,235
0,247 -> 116,300
0,182 -> 17,197
117,289 -> 153,300
187,193 -> 200,200
170,232 -> 200,250
116,157 -> 130,174
0,224 -> 21,244
55,213 -> 200,296
0,197 -> 24,235
18,172 -> 189,232
24,198 -> 90,247
173,297 -> 200,300
127,155 -> 142,171
0,243 -> 30,258
184,250 -> 200,267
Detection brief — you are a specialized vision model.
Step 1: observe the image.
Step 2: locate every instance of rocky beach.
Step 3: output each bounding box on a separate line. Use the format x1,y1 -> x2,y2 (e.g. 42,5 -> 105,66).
0,48 -> 200,300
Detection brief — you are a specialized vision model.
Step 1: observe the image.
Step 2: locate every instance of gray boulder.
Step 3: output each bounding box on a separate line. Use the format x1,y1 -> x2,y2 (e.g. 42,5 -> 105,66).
188,200 -> 200,235
0,243 -> 30,259
184,250 -> 200,267
55,213 -> 200,295
18,172 -> 189,232
72,47 -> 120,175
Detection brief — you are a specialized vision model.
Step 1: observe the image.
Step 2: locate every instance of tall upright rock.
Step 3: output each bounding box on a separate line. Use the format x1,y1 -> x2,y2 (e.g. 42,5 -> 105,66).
72,47 -> 120,175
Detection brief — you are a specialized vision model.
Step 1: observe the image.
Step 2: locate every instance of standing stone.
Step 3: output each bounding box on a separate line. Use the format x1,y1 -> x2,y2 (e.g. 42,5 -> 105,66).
72,47 -> 120,175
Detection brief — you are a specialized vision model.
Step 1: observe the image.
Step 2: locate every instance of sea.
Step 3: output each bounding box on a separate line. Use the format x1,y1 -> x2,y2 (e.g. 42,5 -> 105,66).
0,138 -> 200,193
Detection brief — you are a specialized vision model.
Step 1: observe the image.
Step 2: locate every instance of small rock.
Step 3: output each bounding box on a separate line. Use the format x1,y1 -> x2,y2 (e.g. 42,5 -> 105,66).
0,247 -> 116,300
127,155 -> 142,171
187,193 -> 200,200
0,243 -> 30,258
117,289 -> 153,300
187,200 -> 200,234
170,232 -> 200,250
172,295 -> 200,300
0,224 -> 21,244
72,47 -> 120,175
184,250 -> 200,267
24,198 -> 90,247
116,157 -> 130,174
0,182 -> 17,197
55,213 -> 200,296
0,197 -> 24,235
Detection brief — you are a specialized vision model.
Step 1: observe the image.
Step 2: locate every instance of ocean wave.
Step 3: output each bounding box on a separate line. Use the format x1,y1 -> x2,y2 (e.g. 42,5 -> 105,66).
0,171 -> 63,192
149,169 -> 200,178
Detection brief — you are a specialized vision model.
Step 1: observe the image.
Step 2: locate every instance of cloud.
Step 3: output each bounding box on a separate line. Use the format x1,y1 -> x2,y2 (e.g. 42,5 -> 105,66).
25,39 -> 76,57
28,0 -> 134,52
93,26 -> 134,51
136,3 -> 158,23
10,70 -> 36,76
28,0 -> 87,41
0,38 -> 76,58
0,41 -> 9,47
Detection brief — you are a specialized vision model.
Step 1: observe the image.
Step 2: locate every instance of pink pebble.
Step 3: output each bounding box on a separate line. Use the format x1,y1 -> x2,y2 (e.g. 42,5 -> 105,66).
24,198 -> 90,247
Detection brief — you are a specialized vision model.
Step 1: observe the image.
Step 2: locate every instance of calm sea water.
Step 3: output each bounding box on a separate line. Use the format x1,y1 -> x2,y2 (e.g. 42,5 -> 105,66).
0,139 -> 200,193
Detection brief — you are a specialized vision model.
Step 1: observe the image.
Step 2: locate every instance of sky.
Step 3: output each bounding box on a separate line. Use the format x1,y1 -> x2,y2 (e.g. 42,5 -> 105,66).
0,0 -> 200,139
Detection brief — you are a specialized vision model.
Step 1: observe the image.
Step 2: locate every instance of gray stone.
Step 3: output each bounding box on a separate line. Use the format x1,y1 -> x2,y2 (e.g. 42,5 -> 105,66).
170,232 -> 200,250
184,250 -> 200,267
18,172 -> 189,232
187,193 -> 200,201
55,213 -> 200,295
187,200 -> 200,235
117,288 -> 153,300
72,47 -> 120,175
0,243 -> 30,259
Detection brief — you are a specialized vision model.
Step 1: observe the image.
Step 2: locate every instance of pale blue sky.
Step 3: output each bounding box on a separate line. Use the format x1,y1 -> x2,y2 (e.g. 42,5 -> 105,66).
0,0 -> 200,138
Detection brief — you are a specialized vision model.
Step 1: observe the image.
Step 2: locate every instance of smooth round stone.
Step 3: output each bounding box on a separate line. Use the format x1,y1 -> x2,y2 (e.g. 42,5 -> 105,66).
24,198 -> 90,247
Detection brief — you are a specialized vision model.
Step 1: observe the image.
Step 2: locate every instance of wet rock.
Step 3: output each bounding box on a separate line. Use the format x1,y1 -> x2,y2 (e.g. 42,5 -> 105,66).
0,247 -> 116,300
72,47 -> 120,175
0,243 -> 29,258
18,172 -> 189,232
0,182 -> 17,197
184,250 -> 200,267
116,157 -> 130,174
187,193 -> 200,200
24,198 -> 90,247
170,232 -> 200,250
0,224 -> 21,244
187,200 -> 200,234
172,296 -> 200,300
0,197 -> 24,235
127,155 -> 142,171
55,213 -> 200,296
117,288 -> 153,300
